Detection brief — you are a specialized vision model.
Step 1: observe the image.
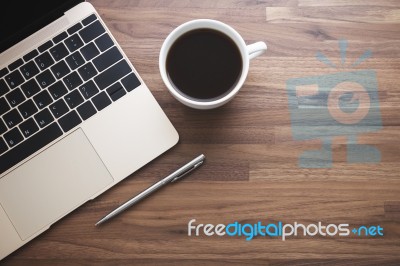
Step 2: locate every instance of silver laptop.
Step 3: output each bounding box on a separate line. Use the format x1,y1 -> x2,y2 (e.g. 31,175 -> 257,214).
0,0 -> 179,259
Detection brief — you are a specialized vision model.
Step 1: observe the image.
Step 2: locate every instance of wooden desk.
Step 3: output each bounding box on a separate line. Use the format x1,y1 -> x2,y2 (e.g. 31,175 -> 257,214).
4,0 -> 400,265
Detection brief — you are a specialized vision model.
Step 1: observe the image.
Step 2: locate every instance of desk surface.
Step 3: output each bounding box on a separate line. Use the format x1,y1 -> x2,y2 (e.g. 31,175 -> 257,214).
4,0 -> 400,265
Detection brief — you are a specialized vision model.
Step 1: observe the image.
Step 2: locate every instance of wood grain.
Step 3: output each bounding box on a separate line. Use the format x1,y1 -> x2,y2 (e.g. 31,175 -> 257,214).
3,0 -> 400,265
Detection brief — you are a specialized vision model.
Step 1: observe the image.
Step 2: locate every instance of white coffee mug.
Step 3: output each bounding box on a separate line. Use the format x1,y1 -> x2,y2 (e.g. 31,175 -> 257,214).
159,19 -> 267,110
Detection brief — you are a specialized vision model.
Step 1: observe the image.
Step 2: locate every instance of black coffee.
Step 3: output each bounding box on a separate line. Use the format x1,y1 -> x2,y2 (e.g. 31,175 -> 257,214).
166,28 -> 242,101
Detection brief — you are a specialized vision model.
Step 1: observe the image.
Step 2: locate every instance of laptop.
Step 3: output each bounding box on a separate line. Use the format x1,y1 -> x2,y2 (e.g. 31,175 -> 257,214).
0,0 -> 179,259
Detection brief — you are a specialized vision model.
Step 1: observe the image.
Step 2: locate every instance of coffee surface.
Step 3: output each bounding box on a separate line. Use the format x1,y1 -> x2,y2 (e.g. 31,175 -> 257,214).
166,29 -> 242,100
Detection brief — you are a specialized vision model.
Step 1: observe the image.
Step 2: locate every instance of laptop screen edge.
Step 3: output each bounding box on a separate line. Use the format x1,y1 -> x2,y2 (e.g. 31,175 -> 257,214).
0,0 -> 84,53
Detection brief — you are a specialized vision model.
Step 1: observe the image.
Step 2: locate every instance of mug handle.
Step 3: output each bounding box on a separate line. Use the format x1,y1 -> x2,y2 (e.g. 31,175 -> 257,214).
247,41 -> 267,60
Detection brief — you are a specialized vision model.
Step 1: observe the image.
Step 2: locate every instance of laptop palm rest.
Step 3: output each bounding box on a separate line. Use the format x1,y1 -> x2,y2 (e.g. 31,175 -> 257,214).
0,129 -> 113,240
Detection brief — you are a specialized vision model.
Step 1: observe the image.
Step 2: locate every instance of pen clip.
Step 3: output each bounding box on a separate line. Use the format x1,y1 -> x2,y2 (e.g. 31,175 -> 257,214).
171,161 -> 204,183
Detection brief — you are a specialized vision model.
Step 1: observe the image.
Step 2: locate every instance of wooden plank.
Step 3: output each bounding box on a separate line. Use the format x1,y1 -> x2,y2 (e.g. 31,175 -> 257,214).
266,7 -> 400,23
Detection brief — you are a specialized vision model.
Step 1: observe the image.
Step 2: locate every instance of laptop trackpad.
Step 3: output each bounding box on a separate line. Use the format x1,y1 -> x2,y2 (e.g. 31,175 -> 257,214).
0,129 -> 113,240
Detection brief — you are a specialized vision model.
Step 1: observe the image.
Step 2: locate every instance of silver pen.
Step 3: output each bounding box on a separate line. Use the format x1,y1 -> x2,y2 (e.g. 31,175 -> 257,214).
95,154 -> 205,226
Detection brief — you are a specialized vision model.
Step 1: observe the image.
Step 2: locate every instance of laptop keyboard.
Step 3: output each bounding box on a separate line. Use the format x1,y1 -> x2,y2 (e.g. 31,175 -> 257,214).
0,14 -> 141,175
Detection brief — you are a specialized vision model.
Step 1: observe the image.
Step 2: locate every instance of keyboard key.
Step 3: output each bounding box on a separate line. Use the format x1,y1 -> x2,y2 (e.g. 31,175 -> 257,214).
68,22 -> 83,35
65,33 -> 84,52
82,14 -> 97,26
5,70 -> 24,89
59,110 -> 82,132
18,99 -> 38,119
79,80 -> 99,99
3,109 -> 23,128
0,79 -> 10,97
93,46 -> 122,72
78,62 -> 97,81
36,69 -> 55,88
19,118 -> 39,138
32,91 -> 50,113
21,79 -> 41,98
50,43 -> 69,61
51,60 -> 70,79
35,51 -> 55,70
79,20 -> 105,43
49,81 -> 68,100
80,42 -> 100,61
0,97 -> 11,116
0,68 -> 9,79
33,90 -> 53,109
92,91 -> 111,111
121,73 -> 141,92
4,128 -> 23,148
0,122 -> 63,175
0,119 -> 7,135
49,99 -> 69,118
63,72 -> 83,90
66,51 -> 85,70
106,82 -> 126,102
23,49 -> 39,62
34,108 -> 54,128
9,59 -> 24,71
20,61 -> 40,80
53,32 -> 68,44
65,89 -> 84,109
38,40 -> 53,53
95,33 -> 114,52
94,60 -> 131,90
0,137 -> 7,154
5,88 -> 24,108
77,101 -> 97,120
